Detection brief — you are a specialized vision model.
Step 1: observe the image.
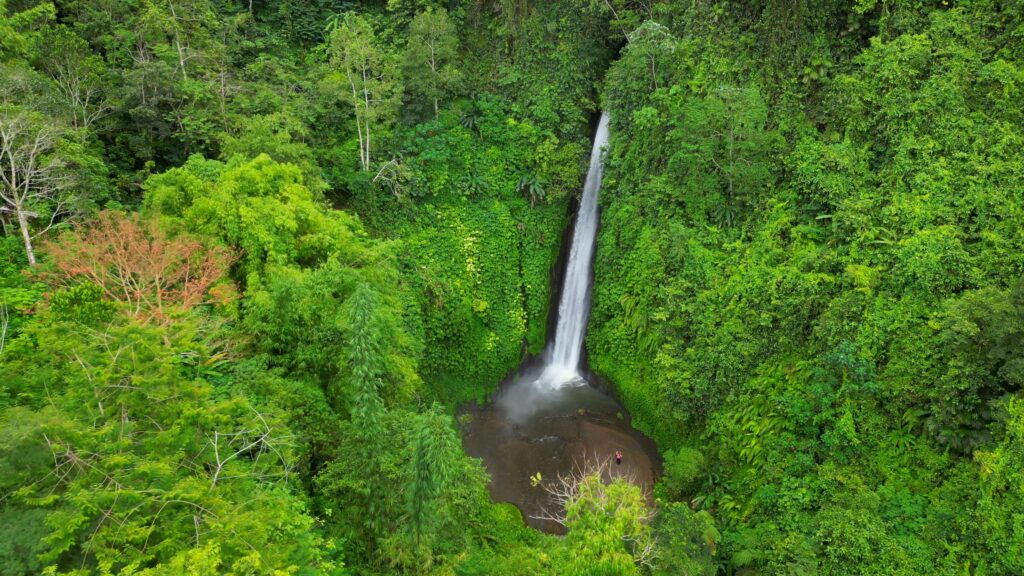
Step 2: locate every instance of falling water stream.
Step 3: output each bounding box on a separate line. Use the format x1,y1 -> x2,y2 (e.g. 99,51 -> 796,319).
460,112 -> 660,533
537,112 -> 611,388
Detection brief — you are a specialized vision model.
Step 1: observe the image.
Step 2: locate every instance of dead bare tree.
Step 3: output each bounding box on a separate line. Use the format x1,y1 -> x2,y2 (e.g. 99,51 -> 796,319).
206,409 -> 293,491
372,156 -> 410,198
531,454 -> 641,526
50,61 -> 111,134
531,454 -> 656,568
0,109 -> 74,266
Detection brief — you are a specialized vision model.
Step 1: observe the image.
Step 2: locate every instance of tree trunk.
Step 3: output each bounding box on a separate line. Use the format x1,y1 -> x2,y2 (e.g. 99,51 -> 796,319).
361,68 -> 372,170
347,74 -> 367,172
430,44 -> 439,119
169,1 -> 189,80
17,210 -> 36,266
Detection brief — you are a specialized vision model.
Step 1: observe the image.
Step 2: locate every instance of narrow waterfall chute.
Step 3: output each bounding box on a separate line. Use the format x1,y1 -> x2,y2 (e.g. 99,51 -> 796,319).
537,112 -> 610,389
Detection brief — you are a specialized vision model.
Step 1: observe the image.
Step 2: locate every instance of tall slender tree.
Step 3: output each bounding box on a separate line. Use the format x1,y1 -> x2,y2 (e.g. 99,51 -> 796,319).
343,282 -> 387,435
38,27 -> 114,134
0,108 -> 74,266
326,14 -> 402,171
406,403 -> 457,549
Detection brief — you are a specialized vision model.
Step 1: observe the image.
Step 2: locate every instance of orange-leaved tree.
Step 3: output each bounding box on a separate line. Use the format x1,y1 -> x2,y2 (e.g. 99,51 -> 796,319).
44,211 -> 235,322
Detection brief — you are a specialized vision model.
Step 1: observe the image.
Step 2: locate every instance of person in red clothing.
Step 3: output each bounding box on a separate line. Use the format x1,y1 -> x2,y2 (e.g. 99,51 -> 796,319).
615,450 -> 623,465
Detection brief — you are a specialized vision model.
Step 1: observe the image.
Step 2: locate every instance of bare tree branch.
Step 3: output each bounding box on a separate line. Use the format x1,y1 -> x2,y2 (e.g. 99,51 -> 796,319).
206,408 -> 293,491
0,303 -> 8,355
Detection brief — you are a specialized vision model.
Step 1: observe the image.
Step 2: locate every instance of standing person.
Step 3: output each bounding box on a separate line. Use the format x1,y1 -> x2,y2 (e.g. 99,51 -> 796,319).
615,450 -> 623,465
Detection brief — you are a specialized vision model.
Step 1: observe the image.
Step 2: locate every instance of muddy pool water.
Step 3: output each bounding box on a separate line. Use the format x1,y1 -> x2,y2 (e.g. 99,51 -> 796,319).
460,359 -> 661,534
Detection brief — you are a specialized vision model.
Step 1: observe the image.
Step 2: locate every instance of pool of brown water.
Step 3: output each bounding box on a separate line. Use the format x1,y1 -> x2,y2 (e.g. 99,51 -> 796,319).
459,360 -> 662,534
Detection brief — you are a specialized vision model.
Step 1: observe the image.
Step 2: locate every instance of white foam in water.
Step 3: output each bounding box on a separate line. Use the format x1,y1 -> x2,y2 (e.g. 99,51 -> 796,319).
536,363 -> 586,389
535,112 -> 610,390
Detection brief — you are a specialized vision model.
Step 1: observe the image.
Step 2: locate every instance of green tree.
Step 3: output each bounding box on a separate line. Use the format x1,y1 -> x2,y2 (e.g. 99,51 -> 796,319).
604,20 -> 678,112
0,1 -> 54,62
540,466 -> 655,574
342,282 -> 387,435
143,154 -> 383,282
652,503 -> 719,576
37,26 -> 115,134
0,314 -> 329,573
403,7 -> 461,118
974,397 -> 1024,573
666,85 -> 780,226
405,404 -> 457,549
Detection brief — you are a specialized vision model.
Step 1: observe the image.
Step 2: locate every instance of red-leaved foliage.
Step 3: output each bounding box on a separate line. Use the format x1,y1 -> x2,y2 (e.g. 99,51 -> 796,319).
44,211 -> 236,323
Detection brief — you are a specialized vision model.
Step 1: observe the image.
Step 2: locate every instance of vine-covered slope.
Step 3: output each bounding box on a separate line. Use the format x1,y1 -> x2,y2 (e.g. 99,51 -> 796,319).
591,1 -> 1024,573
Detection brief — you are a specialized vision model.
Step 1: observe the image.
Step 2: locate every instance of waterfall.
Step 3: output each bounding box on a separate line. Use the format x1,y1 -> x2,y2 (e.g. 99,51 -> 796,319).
538,112 -> 610,389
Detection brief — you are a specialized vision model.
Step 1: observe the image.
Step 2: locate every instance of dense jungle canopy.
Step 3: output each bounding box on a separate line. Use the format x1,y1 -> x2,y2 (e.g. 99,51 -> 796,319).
2,0 -> 1024,574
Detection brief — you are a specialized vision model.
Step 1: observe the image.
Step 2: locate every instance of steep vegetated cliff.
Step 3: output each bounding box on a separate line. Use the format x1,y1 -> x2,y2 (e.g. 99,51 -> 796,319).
591,1 -> 1024,572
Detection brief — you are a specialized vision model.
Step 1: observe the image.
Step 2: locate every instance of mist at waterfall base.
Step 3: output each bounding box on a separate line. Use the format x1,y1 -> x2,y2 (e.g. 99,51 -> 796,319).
495,357 -> 618,425
460,113 -> 660,533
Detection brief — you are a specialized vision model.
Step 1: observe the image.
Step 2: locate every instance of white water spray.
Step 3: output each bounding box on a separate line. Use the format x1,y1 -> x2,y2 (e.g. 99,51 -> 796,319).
537,112 -> 610,389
